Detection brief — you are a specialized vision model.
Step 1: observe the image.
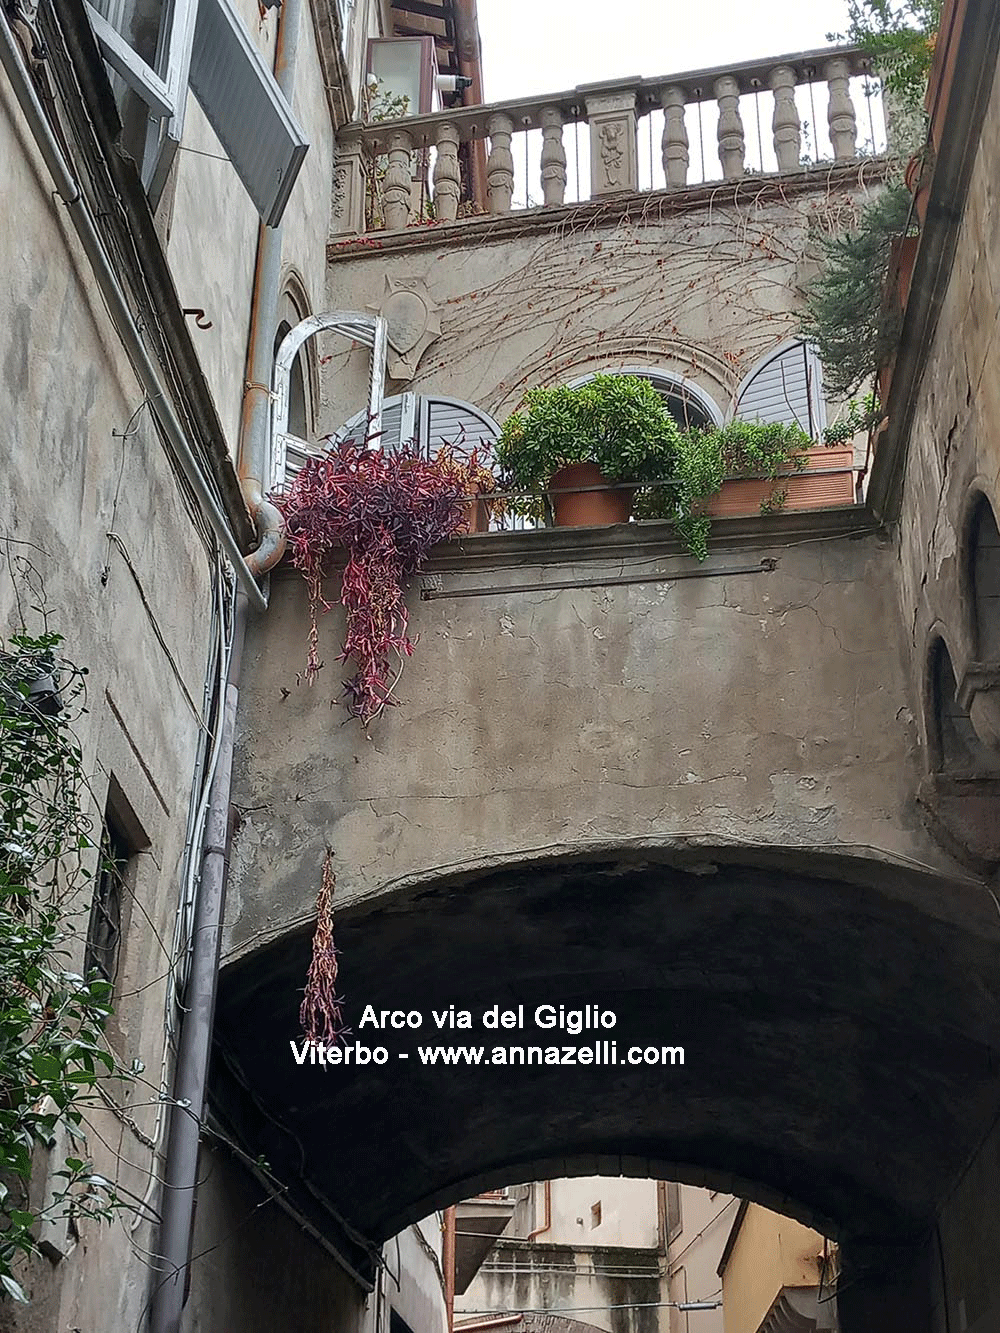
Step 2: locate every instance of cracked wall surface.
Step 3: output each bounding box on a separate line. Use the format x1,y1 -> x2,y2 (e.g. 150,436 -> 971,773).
225,528 -> 959,961
896,52 -> 1000,725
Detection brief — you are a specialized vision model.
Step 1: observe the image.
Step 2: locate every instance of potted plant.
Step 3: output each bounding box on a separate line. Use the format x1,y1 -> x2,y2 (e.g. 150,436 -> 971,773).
435,442 -> 506,533
276,440 -> 477,726
637,419 -> 849,560
494,374 -> 681,528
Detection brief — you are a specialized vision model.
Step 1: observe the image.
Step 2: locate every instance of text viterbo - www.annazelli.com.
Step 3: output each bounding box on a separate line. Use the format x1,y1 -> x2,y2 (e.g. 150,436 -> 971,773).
289,1040 -> 685,1067
290,1005 -> 684,1068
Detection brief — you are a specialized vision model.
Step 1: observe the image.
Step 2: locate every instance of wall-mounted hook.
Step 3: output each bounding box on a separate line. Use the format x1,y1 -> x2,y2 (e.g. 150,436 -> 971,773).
182,308 -> 213,329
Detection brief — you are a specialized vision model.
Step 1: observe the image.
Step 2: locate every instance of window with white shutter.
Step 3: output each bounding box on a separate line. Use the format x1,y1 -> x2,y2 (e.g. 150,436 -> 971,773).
86,0 -> 308,222
734,341 -> 826,436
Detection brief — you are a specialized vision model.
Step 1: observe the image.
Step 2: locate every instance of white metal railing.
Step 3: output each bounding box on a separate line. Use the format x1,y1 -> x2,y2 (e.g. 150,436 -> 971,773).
334,45 -> 885,234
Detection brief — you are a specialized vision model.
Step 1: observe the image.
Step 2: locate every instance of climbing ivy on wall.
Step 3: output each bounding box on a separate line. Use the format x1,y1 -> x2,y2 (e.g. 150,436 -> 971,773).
0,556 -> 134,1304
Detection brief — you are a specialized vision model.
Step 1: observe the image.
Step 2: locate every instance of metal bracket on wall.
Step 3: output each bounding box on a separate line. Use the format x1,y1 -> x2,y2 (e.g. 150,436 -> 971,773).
419,557 -> 778,601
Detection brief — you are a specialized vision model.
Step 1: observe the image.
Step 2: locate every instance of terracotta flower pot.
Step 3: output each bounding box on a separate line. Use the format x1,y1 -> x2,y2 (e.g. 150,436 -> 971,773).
904,152 -> 932,229
890,233 -> 920,310
705,445 -> 856,517
547,462 -> 632,527
458,493 -> 490,534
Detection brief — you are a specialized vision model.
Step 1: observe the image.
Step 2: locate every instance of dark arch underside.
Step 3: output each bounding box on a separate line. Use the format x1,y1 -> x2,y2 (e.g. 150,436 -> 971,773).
212,848 -> 1000,1272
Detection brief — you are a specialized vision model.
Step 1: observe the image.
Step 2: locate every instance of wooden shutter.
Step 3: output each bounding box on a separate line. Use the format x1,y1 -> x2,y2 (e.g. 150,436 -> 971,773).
189,0 -> 309,226
736,342 -> 824,435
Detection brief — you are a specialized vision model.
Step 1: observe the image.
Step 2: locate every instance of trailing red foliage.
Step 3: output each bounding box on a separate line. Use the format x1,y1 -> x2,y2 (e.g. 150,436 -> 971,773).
277,441 -> 471,725
299,848 -> 347,1044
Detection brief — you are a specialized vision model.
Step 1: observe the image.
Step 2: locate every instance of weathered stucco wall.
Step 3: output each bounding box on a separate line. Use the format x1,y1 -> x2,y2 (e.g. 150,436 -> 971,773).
319,172 -> 881,439
226,523 -> 954,959
895,26 -> 1000,743
462,1240 -> 661,1333
165,0 -> 336,449
888,29 -> 1000,1333
2,65 -> 215,1333
720,1205 -> 823,1333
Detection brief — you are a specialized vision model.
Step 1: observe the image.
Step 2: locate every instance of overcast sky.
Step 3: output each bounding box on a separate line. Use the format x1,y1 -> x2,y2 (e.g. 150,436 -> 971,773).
476,0 -> 857,101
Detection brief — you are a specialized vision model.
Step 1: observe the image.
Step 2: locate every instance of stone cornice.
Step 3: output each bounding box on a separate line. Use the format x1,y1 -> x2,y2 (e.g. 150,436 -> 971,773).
327,160 -> 893,262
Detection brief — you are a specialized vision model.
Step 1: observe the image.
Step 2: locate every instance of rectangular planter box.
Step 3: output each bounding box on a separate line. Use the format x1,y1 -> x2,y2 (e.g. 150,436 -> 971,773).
705,445 -> 856,517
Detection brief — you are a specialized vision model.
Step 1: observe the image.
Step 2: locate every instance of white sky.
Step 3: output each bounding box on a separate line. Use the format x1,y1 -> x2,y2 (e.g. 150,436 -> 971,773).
476,0 -> 856,102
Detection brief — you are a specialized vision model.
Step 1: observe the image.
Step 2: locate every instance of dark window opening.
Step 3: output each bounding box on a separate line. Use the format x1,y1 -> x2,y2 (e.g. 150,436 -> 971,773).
931,640 -> 998,775
275,320 -> 309,441
390,1309 -> 417,1333
970,496 -> 1000,660
85,781 -> 146,988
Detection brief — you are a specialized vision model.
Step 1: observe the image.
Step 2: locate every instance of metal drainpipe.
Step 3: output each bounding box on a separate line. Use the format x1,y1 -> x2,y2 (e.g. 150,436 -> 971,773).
149,3 -> 305,1323
240,0 -> 304,576
147,593 -> 246,1333
526,1180 -> 551,1242
443,1205 -> 457,1333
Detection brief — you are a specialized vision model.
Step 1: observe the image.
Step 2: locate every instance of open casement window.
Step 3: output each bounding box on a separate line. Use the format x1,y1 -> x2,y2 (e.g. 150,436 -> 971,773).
85,0 -> 308,222
734,340 -> 827,436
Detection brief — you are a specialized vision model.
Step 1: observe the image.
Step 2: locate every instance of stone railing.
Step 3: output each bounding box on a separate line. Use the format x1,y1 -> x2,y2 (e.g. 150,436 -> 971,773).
332,45 -> 882,235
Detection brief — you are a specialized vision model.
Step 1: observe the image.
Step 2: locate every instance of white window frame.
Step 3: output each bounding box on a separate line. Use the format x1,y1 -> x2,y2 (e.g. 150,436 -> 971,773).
85,0 -> 308,222
84,0 -> 196,199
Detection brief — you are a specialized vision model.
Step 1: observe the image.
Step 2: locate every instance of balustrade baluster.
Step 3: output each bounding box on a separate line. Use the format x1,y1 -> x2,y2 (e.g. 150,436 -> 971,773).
486,113 -> 515,214
383,129 -> 414,230
769,64 -> 801,172
825,57 -> 857,159
661,86 -> 689,186
539,106 -> 567,206
432,121 -> 461,222
714,74 -> 745,179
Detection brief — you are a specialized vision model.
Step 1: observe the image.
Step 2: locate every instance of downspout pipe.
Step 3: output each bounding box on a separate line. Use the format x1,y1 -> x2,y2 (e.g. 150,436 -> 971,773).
239,0 -> 304,576
0,14 -> 266,615
147,595 -> 246,1333
443,1205 -> 457,1333
526,1180 -> 551,1243
149,0 -> 305,1323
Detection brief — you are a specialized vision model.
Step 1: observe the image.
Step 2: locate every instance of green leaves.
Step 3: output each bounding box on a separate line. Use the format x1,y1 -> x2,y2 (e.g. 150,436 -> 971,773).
1,617 -> 134,1300
497,376 -> 813,558
638,419 -> 813,559
799,183 -> 915,398
830,0 -> 941,115
495,375 -> 683,520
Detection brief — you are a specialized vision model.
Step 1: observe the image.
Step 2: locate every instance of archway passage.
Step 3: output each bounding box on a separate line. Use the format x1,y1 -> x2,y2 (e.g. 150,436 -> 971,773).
212,850 -> 1000,1278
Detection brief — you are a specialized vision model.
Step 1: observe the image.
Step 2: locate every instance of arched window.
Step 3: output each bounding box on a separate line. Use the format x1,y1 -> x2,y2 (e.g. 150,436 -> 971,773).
930,638 -> 996,773
274,319 -> 309,441
333,394 -> 501,457
968,494 -> 1000,660
734,340 -> 826,436
566,368 -> 722,431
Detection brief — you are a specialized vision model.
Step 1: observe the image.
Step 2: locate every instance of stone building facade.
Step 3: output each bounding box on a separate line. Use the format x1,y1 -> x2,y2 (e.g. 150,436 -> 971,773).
5,0 -> 1000,1331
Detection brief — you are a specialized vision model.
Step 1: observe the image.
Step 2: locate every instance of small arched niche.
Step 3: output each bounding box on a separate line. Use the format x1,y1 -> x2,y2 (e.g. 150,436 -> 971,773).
929,637 -> 998,774
968,492 -> 1000,660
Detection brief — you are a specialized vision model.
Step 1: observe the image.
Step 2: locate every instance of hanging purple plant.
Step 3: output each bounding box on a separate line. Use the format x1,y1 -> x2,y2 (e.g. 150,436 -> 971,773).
277,440 -> 484,725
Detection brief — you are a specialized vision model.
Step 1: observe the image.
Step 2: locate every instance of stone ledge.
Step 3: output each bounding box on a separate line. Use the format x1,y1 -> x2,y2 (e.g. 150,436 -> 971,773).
327,161 -> 893,261
271,505 -> 878,581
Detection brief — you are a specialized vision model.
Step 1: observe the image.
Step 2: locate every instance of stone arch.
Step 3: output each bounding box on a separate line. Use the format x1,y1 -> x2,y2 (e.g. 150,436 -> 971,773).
962,486 -> 1000,661
276,271 -> 318,440
924,631 -> 995,774
214,843 -> 1000,1277
492,339 -> 733,426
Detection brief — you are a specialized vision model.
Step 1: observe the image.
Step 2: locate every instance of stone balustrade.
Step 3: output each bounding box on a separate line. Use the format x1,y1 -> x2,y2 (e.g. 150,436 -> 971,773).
333,45 -> 880,234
